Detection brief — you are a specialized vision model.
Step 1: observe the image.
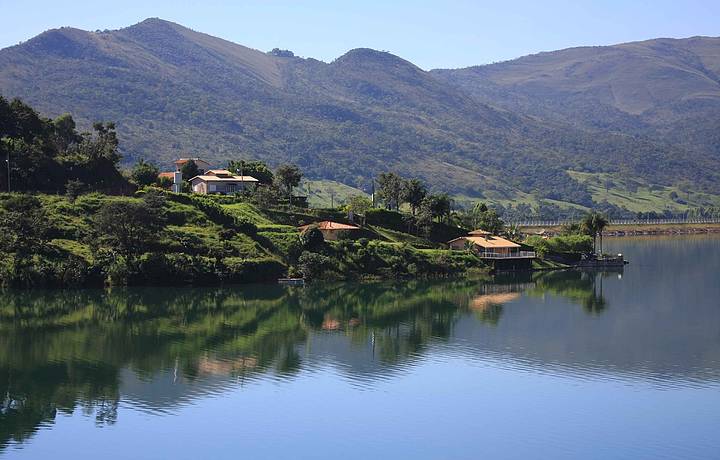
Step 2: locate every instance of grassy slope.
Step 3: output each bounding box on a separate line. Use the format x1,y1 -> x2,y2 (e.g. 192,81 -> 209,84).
10,192 -> 481,285
39,193 -> 274,263
301,180 -> 369,208
568,171 -> 720,212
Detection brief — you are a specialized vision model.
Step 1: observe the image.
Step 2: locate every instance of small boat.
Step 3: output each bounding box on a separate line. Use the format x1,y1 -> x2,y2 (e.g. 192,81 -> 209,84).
576,254 -> 627,268
278,278 -> 305,286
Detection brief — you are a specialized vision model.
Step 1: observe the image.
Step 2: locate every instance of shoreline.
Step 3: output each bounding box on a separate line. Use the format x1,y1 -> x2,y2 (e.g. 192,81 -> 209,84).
521,223 -> 720,238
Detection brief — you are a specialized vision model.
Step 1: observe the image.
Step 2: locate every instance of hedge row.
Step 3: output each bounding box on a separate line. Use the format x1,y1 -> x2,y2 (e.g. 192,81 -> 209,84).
0,253 -> 285,288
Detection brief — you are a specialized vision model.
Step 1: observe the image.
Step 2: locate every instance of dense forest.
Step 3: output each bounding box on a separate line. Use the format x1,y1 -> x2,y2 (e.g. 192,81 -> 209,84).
0,96 -> 128,193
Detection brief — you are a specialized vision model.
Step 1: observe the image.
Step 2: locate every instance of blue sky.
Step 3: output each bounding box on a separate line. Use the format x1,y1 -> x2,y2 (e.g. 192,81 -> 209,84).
1,0 -> 719,69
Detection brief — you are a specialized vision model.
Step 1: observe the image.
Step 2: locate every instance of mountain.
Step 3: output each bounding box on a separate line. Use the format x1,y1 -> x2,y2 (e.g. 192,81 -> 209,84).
1,19 -> 719,212
432,37 -> 720,172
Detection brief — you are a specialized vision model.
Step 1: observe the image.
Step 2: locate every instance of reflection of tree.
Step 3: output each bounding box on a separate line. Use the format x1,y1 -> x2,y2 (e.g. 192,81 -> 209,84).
473,302 -> 505,325
530,270 -> 613,315
0,360 -> 120,450
466,274 -> 534,326
296,281 -> 469,364
0,273 -> 618,449
0,285 -> 301,449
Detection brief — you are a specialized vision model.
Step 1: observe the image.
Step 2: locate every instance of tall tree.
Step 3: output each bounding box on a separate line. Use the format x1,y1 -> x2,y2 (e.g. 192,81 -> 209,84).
180,160 -> 200,181
346,195 -> 372,224
376,172 -> 404,211
275,164 -> 302,200
471,202 -> 504,234
0,97 -> 128,193
0,195 -> 50,255
93,195 -> 166,259
51,113 -> 81,151
581,211 -> 609,254
228,159 -> 274,185
131,159 -> 160,187
430,194 -> 452,224
402,178 -> 427,216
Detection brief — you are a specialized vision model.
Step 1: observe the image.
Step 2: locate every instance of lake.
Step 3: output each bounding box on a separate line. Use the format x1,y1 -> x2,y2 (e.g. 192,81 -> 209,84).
1,235 -> 719,459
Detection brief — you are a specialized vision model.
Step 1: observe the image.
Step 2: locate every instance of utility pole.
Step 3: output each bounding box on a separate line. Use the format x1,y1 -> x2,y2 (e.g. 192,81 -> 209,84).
5,150 -> 9,193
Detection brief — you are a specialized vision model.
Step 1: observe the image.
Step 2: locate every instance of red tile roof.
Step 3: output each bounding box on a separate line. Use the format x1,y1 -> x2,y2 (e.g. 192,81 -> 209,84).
448,235 -> 520,249
299,221 -> 360,231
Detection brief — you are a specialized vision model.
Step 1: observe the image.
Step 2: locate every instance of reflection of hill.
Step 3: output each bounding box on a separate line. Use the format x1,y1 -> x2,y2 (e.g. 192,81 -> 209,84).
1,268 -> 720,449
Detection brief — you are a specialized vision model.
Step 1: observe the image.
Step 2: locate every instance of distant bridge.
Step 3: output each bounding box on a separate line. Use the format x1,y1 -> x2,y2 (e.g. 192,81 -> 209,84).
510,218 -> 720,228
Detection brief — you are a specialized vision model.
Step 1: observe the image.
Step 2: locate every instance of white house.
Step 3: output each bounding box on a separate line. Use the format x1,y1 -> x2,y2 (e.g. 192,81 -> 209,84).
189,169 -> 259,195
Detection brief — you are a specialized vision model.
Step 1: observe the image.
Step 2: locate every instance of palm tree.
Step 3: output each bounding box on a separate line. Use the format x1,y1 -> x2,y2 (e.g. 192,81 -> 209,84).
596,213 -> 609,254
581,212 -> 609,254
504,223 -> 521,241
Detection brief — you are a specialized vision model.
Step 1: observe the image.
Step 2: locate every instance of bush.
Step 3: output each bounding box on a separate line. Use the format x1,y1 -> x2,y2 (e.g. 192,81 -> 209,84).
525,235 -> 593,257
300,225 -> 324,250
65,180 -> 85,202
223,258 -> 285,283
136,252 -> 216,285
131,159 -> 160,187
298,251 -> 334,281
134,253 -> 284,285
365,208 -> 406,231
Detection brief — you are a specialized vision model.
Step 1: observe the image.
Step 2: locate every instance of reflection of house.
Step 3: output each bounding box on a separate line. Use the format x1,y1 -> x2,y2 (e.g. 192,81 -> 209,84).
189,169 -> 259,195
470,293 -> 521,310
197,355 -> 258,376
298,221 -> 360,241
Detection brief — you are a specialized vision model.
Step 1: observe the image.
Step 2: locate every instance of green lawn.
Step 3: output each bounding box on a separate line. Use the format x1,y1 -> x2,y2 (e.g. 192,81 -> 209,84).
301,180 -> 369,208
568,171 -> 720,212
221,202 -> 276,226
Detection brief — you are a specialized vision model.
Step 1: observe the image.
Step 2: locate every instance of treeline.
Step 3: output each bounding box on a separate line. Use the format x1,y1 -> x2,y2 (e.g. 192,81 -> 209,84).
130,156 -> 307,207
0,96 -> 128,194
350,171 -> 505,236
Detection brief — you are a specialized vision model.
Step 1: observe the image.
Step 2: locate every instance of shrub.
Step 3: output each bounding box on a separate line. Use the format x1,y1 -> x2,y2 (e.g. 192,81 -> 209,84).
298,251 -> 332,281
223,258 -> 285,283
131,159 -> 160,187
525,235 -> 593,256
300,225 -> 324,250
65,180 -> 85,202
136,252 -> 216,285
365,208 -> 406,231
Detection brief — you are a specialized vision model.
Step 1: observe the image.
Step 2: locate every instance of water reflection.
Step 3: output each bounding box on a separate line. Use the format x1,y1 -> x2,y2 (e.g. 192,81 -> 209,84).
1,263 -> 718,451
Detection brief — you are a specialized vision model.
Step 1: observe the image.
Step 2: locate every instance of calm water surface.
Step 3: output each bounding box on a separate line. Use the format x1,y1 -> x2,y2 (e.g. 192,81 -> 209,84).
1,236 -> 719,459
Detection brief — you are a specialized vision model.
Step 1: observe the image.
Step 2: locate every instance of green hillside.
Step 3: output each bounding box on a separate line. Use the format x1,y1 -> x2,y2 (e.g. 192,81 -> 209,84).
567,171 -> 720,213
302,180 -> 369,208
432,36 -> 720,195
0,190 -> 485,288
1,19 -> 719,211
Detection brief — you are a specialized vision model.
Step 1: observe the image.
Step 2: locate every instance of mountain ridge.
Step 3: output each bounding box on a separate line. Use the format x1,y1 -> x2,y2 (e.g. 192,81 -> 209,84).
1,19 -> 719,211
